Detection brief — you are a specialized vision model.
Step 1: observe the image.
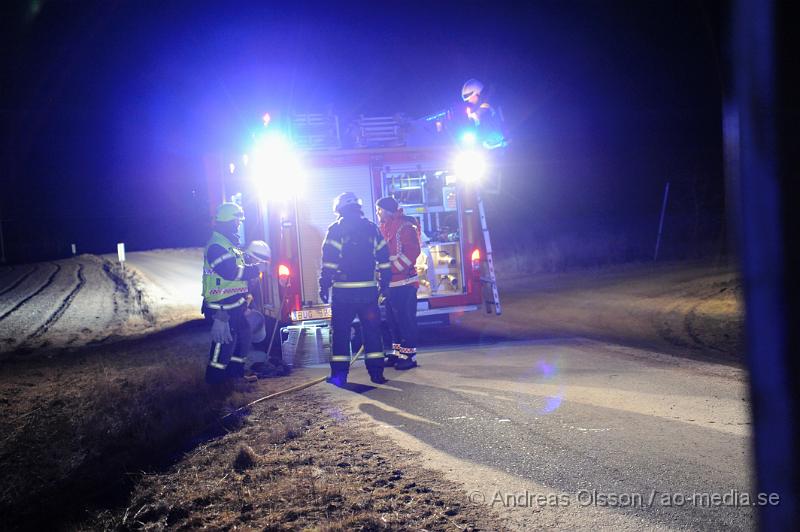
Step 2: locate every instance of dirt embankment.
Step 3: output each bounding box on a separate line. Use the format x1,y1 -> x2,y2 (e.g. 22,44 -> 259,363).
463,261 -> 744,362
84,391 -> 505,531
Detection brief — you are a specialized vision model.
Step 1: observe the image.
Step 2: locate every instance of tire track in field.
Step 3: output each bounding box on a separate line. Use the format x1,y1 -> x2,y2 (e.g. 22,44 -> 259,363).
0,266 -> 38,298
0,263 -> 61,322
0,266 -> 17,286
27,264 -> 86,340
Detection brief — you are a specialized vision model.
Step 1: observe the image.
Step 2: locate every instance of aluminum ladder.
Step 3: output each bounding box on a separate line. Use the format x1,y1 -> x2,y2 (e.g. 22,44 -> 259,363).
476,192 -> 502,315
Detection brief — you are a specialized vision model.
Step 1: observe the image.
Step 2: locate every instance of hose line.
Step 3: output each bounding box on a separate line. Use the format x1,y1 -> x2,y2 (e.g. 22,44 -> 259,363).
221,345 -> 365,420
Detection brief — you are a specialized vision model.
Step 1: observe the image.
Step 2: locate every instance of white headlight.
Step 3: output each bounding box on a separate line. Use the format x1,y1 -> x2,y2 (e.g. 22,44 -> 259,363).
453,150 -> 487,183
250,134 -> 305,201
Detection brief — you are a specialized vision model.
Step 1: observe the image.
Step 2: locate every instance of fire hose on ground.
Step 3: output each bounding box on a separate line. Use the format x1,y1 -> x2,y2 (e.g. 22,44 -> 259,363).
220,345 -> 365,422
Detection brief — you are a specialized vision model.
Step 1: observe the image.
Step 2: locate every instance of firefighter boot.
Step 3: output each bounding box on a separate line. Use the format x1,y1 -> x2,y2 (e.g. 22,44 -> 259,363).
326,371 -> 348,387
256,358 -> 291,378
254,361 -> 281,378
269,356 -> 291,376
368,368 -> 388,384
384,343 -> 400,367
327,360 -> 349,387
395,356 -> 418,370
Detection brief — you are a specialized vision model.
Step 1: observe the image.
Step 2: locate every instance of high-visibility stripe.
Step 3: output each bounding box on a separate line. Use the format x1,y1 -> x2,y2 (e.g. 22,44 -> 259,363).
206,297 -> 246,310
324,239 -> 343,251
330,355 -> 351,362
209,343 -> 226,369
210,252 -> 236,268
333,281 -> 377,288
207,286 -> 248,296
377,262 -> 392,270
365,352 -> 385,359
389,275 -> 419,288
375,239 -> 387,251
234,265 -> 245,280
230,356 -> 246,364
399,254 -> 413,266
322,262 -> 339,270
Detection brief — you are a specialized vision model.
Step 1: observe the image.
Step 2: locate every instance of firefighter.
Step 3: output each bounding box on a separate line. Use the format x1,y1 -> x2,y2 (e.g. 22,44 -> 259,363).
319,192 -> 392,386
202,202 -> 270,385
461,78 -> 507,150
375,196 -> 421,370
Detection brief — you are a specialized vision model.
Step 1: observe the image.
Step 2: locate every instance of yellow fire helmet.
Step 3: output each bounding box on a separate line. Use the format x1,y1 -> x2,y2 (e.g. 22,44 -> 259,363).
215,202 -> 245,222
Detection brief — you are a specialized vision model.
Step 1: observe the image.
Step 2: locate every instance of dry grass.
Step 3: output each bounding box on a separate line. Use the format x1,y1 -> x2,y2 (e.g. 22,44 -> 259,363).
82,391 -> 505,531
232,444 -> 261,471
0,322 -> 299,529
1,321 -> 504,530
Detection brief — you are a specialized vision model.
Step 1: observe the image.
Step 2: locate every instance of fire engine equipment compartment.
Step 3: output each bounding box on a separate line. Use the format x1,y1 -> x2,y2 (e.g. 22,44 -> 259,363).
381,167 -> 465,298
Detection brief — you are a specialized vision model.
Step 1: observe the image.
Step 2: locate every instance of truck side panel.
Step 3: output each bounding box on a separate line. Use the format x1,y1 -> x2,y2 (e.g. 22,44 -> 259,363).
296,164 -> 375,305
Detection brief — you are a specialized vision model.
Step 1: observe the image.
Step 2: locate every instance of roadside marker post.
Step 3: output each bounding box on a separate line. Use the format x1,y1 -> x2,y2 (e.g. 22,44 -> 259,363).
117,242 -> 126,271
654,181 -> 670,261
71,244 -> 77,256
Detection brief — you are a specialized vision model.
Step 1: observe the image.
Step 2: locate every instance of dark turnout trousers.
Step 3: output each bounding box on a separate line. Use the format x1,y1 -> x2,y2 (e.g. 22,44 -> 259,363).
386,284 -> 418,363
330,286 -> 385,380
205,305 -> 251,384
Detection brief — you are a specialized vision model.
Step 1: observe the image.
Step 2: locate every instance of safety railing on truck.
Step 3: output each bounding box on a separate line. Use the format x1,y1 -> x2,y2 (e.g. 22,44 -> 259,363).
289,113 -> 341,150
354,115 -> 405,148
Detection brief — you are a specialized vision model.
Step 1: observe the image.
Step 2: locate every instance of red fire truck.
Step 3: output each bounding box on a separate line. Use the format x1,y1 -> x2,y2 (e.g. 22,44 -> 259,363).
207,112 -> 501,356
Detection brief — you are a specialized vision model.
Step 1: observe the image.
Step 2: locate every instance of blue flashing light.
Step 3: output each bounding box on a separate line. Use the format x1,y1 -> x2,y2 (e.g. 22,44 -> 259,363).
460,130 -> 477,146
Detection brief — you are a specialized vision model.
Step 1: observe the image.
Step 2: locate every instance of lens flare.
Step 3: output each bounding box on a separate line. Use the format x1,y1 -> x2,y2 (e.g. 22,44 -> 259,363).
517,356 -> 565,415
250,133 -> 305,201
453,150 -> 487,183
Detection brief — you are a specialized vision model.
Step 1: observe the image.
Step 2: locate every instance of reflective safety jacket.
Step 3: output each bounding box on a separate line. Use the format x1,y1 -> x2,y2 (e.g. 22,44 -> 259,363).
203,231 -> 259,310
380,211 -> 421,288
319,214 -> 391,293
466,100 -> 507,150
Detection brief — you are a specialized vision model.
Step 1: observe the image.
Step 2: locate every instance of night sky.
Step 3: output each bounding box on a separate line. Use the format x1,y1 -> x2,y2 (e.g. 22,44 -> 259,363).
0,0 -> 727,263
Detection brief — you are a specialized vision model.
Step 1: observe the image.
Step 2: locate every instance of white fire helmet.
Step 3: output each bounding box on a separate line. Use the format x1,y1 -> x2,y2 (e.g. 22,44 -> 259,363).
461,78 -> 484,102
246,240 -> 271,262
333,192 -> 362,214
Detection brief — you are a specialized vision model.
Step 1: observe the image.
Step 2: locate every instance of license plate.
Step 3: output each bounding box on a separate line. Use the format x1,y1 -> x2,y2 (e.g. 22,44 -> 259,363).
290,306 -> 332,322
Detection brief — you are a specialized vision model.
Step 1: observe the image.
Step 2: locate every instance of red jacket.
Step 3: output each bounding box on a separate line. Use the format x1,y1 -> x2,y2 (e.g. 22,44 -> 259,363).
379,210 -> 421,287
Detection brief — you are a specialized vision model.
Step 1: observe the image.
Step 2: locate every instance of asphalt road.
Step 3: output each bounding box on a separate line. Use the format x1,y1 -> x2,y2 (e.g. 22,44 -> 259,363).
325,332 -> 753,531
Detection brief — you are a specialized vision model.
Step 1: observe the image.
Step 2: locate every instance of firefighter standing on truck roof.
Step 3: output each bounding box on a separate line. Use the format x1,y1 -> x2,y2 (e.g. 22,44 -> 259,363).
319,192 -> 392,386
203,202 -> 271,385
376,196 -> 421,370
461,78 -> 507,150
